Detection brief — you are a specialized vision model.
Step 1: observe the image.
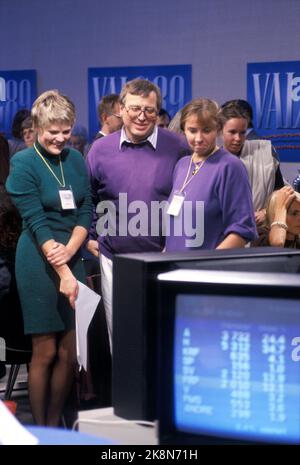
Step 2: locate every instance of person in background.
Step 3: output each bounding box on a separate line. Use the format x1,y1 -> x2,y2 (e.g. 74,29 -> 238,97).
252,186 -> 300,248
219,101 -> 285,228
21,116 -> 36,148
165,98 -> 257,252
6,90 -> 92,426
86,78 -> 189,349
222,99 -> 260,140
0,134 -> 10,185
168,109 -> 183,133
69,124 -> 89,157
157,108 -> 171,128
0,133 -> 21,380
94,94 -> 122,141
8,109 -> 31,157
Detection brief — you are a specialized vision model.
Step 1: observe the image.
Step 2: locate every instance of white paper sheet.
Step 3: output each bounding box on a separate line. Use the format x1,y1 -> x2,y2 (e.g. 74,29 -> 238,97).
75,281 -> 101,371
0,400 -> 39,445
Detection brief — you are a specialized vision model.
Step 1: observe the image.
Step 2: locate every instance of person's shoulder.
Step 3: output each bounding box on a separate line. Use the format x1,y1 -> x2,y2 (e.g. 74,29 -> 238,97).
65,148 -> 87,169
87,130 -> 120,159
157,128 -> 190,155
92,130 -> 120,148
216,147 -> 247,172
243,138 -> 272,152
215,147 -> 238,163
66,147 -> 83,160
158,127 -> 185,143
10,146 -> 36,165
176,155 -> 191,166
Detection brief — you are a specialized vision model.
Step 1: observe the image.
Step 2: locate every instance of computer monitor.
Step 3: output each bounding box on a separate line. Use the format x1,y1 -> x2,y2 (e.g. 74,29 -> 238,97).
113,248 -> 300,421
157,269 -> 300,445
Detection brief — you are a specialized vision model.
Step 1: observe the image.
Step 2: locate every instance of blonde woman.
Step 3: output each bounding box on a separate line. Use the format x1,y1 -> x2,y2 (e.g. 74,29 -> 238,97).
6,90 -> 92,426
253,186 -> 300,248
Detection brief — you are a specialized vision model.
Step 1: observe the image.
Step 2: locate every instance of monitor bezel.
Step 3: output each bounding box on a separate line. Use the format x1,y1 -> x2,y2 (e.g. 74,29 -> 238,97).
157,274 -> 300,445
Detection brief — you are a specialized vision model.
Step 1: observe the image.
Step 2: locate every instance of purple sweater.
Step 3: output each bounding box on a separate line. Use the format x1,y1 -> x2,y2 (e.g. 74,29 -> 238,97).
165,148 -> 257,251
87,128 -> 189,258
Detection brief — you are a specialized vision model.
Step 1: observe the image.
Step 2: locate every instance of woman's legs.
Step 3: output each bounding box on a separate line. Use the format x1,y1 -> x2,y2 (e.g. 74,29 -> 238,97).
46,329 -> 76,427
28,333 -> 57,425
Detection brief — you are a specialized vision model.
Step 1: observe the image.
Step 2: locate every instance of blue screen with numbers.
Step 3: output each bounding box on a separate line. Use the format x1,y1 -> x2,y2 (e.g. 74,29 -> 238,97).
174,294 -> 300,444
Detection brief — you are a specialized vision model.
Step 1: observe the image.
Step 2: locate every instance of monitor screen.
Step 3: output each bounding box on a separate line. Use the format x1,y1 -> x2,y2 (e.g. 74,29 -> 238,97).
175,294 -> 300,444
113,248 -> 300,421
158,270 -> 300,445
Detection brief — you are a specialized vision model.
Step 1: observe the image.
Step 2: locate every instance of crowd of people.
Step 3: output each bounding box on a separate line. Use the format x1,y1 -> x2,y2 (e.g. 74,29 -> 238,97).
1,79 -> 299,426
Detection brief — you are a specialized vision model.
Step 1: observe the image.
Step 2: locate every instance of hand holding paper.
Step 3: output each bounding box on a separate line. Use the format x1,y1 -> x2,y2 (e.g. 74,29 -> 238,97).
75,281 -> 101,371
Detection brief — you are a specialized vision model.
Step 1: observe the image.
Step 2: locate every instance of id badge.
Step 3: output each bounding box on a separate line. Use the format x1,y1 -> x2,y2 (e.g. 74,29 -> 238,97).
59,187 -> 76,210
167,191 -> 185,216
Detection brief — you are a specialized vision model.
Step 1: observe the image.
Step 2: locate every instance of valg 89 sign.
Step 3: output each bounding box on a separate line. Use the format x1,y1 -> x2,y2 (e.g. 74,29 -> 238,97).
247,61 -> 300,162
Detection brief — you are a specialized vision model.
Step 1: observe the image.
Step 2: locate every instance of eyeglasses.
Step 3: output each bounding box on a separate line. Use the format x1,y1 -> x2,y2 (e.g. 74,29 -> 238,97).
110,113 -> 122,119
125,105 -> 158,120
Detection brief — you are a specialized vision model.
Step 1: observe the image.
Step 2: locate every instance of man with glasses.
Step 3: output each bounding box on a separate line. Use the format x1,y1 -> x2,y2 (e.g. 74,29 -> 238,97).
94,94 -> 123,140
86,78 -> 189,349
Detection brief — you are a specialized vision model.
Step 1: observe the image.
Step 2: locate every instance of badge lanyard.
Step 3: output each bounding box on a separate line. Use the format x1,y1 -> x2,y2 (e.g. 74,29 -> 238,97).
34,143 -> 76,209
167,146 -> 218,217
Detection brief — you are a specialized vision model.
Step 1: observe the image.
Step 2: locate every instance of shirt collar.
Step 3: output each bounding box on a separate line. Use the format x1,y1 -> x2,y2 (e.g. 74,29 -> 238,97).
119,125 -> 158,150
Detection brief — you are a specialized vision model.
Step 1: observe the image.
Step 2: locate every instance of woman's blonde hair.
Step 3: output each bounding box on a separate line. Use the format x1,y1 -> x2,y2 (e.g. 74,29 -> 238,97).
31,90 -> 76,129
180,98 -> 219,131
266,189 -> 300,225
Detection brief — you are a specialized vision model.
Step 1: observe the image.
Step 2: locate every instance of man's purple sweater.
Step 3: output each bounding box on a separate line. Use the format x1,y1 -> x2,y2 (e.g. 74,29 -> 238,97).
87,128 -> 189,259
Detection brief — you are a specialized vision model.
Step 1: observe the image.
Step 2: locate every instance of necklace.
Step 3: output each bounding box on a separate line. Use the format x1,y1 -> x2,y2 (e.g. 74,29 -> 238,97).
177,146 -> 219,194
192,160 -> 204,176
191,146 -> 219,176
34,143 -> 66,187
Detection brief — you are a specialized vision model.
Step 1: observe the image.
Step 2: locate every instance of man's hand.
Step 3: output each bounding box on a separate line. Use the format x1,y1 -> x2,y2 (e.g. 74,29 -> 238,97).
86,239 -> 99,257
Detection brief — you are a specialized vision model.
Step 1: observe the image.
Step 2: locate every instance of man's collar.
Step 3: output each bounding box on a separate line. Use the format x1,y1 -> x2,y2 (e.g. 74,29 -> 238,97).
119,125 -> 158,150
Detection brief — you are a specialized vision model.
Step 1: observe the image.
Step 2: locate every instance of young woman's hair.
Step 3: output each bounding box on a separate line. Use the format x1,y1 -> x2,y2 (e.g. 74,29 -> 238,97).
180,98 -> 219,131
218,101 -> 250,130
31,90 -> 76,129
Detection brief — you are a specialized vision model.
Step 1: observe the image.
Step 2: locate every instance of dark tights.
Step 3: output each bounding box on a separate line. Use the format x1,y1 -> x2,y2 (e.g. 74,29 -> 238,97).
29,330 -> 76,426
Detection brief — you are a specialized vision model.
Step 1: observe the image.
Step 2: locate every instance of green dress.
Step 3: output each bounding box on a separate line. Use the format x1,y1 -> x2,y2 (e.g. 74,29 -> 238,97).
6,141 -> 92,334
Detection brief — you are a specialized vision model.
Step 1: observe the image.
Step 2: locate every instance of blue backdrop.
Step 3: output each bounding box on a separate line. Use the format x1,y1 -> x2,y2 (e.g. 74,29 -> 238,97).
0,70 -> 37,139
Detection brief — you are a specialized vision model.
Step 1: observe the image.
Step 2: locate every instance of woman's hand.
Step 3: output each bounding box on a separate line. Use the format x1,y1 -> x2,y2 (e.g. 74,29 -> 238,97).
46,242 -> 72,266
255,209 -> 266,225
86,239 -> 99,258
273,186 -> 296,220
59,271 -> 78,309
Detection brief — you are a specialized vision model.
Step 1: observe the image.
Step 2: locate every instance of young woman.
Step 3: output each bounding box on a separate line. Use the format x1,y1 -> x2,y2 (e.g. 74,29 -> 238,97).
6,90 -> 92,426
219,101 -> 284,226
165,99 -> 257,251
